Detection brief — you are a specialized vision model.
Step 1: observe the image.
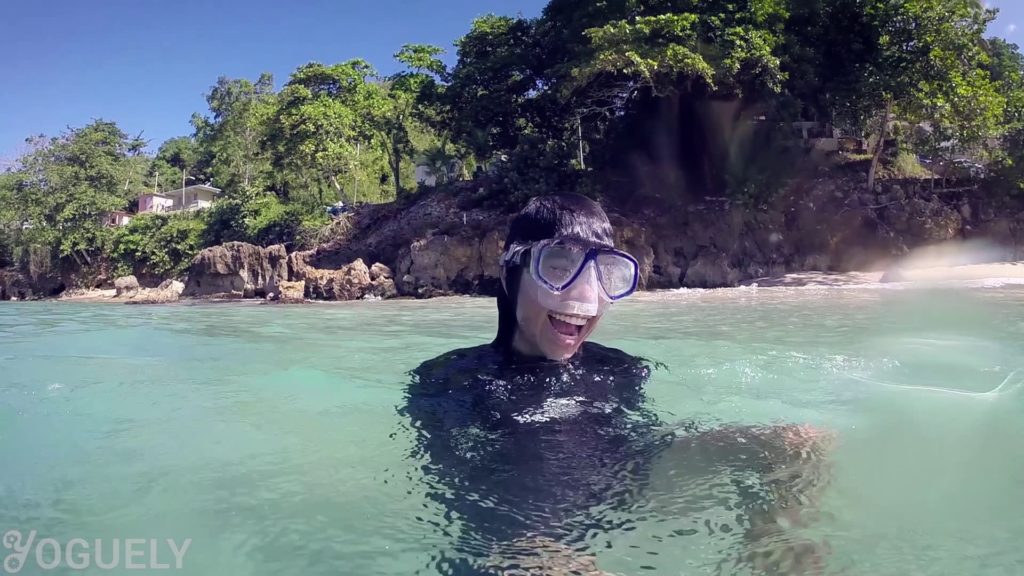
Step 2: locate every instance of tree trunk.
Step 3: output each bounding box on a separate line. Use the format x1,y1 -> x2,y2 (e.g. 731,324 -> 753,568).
391,145 -> 401,199
867,99 -> 893,191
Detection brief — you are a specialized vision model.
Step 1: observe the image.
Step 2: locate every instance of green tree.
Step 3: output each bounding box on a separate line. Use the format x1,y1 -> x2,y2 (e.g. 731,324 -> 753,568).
272,60 -> 377,206
148,136 -> 204,193
444,16 -> 542,161
367,45 -> 447,198
847,0 -> 1003,188
192,73 -> 277,194
8,121 -> 144,266
111,213 -> 205,279
986,37 -> 1024,192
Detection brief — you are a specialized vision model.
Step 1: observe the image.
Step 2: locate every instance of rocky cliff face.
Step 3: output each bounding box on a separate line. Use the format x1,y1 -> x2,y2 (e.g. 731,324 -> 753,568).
182,242 -> 289,298
0,269 -> 32,300
294,177 -> 1024,296
9,175 -> 1022,302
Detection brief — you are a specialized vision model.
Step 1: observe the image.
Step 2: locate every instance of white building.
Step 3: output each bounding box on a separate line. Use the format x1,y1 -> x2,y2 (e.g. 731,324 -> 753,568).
138,184 -> 221,214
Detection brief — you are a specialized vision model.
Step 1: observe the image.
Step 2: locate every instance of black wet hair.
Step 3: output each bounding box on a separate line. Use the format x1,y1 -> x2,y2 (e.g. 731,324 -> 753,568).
492,193 -> 615,351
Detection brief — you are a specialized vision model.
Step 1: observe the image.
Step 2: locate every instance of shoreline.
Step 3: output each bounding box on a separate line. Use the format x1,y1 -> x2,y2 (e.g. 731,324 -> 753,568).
18,260 -> 1024,304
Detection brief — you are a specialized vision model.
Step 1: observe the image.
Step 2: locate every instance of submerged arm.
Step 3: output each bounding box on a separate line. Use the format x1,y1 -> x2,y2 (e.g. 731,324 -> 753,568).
651,423 -> 835,575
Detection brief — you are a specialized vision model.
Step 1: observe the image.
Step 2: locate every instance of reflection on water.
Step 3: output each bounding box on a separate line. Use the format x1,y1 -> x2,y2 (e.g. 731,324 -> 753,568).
0,285 -> 1022,575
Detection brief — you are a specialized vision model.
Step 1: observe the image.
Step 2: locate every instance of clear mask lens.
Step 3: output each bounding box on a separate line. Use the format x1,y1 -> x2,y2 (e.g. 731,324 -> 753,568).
533,262 -> 609,318
537,244 -> 587,288
595,252 -> 636,298
535,242 -> 637,299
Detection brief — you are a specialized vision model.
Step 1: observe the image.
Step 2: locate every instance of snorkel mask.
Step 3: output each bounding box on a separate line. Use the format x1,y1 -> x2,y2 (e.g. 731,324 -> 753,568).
501,238 -> 640,318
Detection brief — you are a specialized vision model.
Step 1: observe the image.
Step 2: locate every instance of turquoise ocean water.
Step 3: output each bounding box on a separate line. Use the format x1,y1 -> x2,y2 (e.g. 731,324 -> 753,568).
1,284 -> 1023,575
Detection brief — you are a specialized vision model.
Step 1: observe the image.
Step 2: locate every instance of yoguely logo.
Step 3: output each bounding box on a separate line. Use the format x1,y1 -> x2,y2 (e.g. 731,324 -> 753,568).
3,530 -> 191,573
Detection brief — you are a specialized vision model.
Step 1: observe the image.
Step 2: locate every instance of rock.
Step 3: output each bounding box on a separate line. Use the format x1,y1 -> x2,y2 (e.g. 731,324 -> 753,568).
0,268 -> 32,301
122,278 -> 184,304
182,242 -> 288,298
277,280 -> 306,303
958,200 -> 972,222
300,259 -> 373,301
645,242 -> 682,290
397,232 -> 503,296
611,219 -> 655,289
889,184 -> 906,203
287,250 -> 314,276
479,229 -> 506,280
801,254 -> 831,271
682,251 -> 741,288
157,279 -> 185,296
125,285 -> 180,305
647,264 -> 681,290
369,262 -> 393,281
368,277 -> 398,299
114,275 -> 140,297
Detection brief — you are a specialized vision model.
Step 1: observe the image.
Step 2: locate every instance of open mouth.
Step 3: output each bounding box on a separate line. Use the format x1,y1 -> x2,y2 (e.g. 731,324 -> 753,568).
548,312 -> 590,339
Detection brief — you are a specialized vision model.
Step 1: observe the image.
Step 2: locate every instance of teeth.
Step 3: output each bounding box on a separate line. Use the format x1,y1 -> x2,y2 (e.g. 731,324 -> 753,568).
550,312 -> 590,326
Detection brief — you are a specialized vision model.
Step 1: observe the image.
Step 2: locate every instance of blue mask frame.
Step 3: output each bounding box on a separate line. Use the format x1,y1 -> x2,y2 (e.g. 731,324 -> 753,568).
502,238 -> 640,301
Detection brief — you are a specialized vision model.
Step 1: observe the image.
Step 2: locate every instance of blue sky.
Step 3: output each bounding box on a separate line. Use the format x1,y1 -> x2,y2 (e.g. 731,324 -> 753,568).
0,0 -> 548,162
0,0 -> 1021,163
988,0 -> 1023,38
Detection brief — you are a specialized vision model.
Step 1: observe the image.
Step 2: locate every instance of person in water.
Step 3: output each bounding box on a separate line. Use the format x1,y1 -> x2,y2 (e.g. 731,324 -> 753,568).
404,194 -> 830,575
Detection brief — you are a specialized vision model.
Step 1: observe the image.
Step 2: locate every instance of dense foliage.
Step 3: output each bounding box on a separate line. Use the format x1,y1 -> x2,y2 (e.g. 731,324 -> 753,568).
2,0 -> 1023,291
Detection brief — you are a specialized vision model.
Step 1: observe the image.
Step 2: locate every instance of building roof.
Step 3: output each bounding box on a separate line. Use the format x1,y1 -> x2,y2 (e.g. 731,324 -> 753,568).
163,184 -> 222,198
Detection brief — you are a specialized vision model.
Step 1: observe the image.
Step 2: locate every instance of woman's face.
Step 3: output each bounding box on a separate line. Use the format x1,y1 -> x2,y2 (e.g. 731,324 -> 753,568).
511,269 -> 604,361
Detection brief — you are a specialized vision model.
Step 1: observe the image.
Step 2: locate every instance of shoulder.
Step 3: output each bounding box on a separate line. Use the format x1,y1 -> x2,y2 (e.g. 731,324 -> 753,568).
409,344 -> 502,394
574,341 -> 658,385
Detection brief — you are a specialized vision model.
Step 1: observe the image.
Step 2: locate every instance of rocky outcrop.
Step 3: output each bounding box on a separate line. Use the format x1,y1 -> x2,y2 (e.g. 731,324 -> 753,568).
1,269 -> 29,300
276,280 -> 306,303
125,280 -> 184,305
303,259 -> 372,300
395,229 -> 505,297
102,176 -> 1021,303
157,279 -> 186,295
182,242 -> 287,298
289,255 -> 396,300
114,275 -> 140,297
682,250 -> 742,288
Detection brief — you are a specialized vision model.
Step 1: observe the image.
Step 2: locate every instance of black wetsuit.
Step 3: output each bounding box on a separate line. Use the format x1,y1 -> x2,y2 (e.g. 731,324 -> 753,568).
402,342 -> 827,575
403,342 -> 678,572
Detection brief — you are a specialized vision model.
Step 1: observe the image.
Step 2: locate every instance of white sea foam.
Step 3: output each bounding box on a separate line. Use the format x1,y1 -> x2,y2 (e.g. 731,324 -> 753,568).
849,369 -> 1023,398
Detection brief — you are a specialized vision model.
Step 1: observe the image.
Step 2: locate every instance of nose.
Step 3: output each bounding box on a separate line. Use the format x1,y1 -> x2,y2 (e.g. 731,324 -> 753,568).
562,261 -> 601,303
